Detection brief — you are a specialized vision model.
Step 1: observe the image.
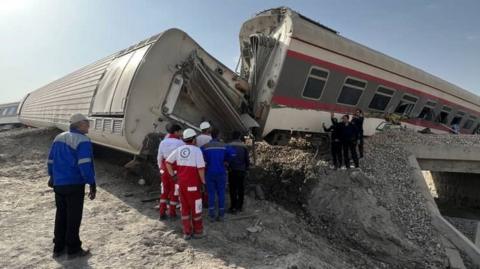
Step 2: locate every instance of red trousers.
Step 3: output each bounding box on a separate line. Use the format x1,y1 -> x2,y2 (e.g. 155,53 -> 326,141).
159,172 -> 178,217
179,184 -> 203,235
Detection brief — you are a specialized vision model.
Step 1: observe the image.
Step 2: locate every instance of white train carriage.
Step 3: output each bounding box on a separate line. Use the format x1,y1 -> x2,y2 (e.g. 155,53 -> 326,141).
238,8 -> 480,144
0,102 -> 22,130
19,29 -> 252,155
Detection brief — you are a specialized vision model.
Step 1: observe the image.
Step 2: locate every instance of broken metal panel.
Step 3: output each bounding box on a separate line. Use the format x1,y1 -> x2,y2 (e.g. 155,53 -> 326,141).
164,53 -> 253,135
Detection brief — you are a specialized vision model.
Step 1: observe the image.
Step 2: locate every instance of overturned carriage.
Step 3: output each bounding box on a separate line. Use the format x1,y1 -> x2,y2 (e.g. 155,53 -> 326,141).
238,8 -> 480,145
19,29 -> 254,156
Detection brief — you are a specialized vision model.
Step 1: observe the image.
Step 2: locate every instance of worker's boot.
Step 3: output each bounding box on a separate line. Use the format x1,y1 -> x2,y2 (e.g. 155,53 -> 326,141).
193,231 -> 206,239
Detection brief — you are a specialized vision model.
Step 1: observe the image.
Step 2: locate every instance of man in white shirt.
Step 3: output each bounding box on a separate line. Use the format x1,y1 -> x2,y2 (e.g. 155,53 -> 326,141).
157,123 -> 185,220
196,121 -> 212,147
166,128 -> 206,240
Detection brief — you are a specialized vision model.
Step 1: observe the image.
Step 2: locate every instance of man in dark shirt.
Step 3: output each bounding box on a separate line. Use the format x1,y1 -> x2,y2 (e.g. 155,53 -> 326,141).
352,109 -> 365,158
227,131 -> 250,213
323,112 -> 343,169
340,114 -> 359,168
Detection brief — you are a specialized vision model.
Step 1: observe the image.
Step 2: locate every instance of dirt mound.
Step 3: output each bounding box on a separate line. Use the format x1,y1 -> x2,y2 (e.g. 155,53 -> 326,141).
250,131 -> 453,268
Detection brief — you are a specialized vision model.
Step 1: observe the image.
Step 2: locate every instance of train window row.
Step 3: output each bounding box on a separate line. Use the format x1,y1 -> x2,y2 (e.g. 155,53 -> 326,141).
0,107 -> 17,117
301,66 -> 480,131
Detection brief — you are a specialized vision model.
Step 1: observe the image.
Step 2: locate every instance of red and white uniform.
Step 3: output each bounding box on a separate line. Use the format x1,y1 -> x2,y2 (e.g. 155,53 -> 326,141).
166,144 -> 205,235
157,134 -> 185,217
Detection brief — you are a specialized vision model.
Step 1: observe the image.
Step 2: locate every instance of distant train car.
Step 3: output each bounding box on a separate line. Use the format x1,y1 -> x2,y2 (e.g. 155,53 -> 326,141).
19,29 -> 252,155
238,8 -> 480,144
0,102 -> 22,130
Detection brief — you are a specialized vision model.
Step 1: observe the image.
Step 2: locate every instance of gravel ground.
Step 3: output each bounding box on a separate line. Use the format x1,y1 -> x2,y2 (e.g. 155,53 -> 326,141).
2,127 -> 480,268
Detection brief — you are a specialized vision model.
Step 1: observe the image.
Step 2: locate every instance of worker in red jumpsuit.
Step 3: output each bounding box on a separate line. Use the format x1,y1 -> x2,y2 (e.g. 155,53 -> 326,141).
165,128 -> 206,240
157,123 -> 185,220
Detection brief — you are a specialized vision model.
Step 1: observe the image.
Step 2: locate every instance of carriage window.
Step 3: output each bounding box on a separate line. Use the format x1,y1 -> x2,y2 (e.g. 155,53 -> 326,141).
418,101 -> 437,121
436,106 -> 451,124
7,107 -> 16,116
463,116 -> 476,129
337,77 -> 367,106
394,94 -> 418,116
302,67 -> 329,99
451,111 -> 465,125
368,86 -> 395,111
1,108 -> 7,116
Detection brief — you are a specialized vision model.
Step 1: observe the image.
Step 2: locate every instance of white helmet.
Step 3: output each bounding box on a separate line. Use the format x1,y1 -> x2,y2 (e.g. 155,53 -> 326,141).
199,121 -> 211,130
183,128 -> 197,140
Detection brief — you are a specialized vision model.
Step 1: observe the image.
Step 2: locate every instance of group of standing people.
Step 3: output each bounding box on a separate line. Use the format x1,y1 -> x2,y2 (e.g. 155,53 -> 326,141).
157,121 -> 249,240
322,109 -> 364,169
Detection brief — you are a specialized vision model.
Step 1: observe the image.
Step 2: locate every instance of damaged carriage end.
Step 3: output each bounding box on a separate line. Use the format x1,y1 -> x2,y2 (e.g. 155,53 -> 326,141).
128,52 -> 258,184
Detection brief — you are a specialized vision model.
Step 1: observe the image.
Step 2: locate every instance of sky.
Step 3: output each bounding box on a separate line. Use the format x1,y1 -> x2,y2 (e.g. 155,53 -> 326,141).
0,0 -> 479,103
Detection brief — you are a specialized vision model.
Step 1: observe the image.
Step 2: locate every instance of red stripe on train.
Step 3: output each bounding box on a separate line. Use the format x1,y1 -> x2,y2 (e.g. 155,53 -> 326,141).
271,95 -> 453,133
286,49 -> 480,118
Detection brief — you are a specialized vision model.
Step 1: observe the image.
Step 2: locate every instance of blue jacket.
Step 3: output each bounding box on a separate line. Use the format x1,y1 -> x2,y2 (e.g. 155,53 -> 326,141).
228,141 -> 250,171
47,128 -> 96,186
201,139 -> 236,175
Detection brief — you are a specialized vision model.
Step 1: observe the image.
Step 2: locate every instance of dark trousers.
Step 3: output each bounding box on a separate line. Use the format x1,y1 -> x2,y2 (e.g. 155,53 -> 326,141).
53,184 -> 85,254
331,141 -> 343,168
357,135 -> 364,158
228,170 -> 246,211
343,141 -> 359,168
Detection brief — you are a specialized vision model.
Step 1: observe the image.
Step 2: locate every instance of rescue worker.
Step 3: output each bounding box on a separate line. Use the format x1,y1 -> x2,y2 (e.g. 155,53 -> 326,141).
196,121 -> 212,206
227,131 -> 250,213
196,121 -> 212,147
47,113 -> 95,259
352,109 -> 365,158
322,112 -> 343,169
157,123 -> 184,220
165,128 -> 206,240
201,128 -> 235,221
340,114 -> 359,168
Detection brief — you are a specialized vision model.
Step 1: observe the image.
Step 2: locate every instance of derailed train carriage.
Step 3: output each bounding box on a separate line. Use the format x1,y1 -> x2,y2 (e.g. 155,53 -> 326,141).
0,102 -> 22,131
19,7 -> 480,154
19,29 -> 255,156
239,8 -> 480,144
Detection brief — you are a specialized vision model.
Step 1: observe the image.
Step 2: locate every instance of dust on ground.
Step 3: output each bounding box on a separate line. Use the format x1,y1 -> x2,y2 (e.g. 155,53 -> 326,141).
0,128 -> 350,269
2,127 -> 480,268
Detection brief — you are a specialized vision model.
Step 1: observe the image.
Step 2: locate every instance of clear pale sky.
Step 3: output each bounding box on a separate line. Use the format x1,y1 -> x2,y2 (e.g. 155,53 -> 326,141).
1,0 -> 479,103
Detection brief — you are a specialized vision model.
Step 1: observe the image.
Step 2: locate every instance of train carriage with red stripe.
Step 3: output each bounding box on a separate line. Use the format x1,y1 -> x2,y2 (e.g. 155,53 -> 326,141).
239,7 -> 480,145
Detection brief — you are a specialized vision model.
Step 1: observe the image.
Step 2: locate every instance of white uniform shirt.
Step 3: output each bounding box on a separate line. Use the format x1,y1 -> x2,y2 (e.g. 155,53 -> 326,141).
166,144 -> 205,186
157,135 -> 185,168
196,134 -> 212,148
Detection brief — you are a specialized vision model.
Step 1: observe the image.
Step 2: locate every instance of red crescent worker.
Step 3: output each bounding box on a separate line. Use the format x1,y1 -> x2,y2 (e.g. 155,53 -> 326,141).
165,128 -> 206,240
157,123 -> 185,220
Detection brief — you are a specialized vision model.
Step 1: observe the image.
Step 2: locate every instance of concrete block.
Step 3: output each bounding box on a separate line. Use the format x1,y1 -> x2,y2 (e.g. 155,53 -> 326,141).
445,248 -> 466,269
432,215 -> 480,266
475,222 -> 480,248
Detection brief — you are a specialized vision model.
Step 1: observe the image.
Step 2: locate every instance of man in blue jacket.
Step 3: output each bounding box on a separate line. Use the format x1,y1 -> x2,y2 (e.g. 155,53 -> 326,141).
201,128 -> 235,222
48,113 -> 96,259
